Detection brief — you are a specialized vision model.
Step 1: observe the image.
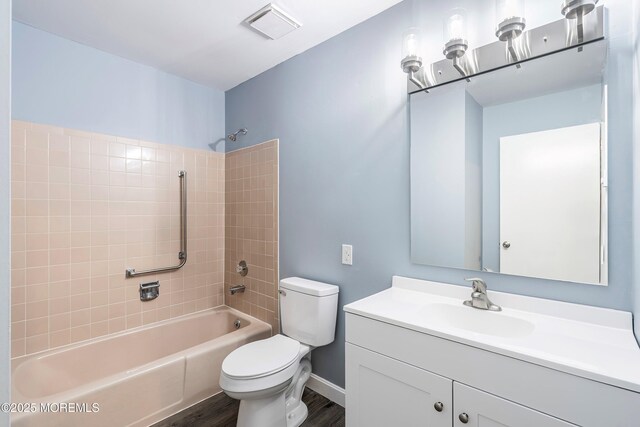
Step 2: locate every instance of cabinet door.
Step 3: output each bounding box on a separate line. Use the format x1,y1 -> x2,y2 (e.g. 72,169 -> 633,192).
453,383 -> 576,427
346,343 -> 452,427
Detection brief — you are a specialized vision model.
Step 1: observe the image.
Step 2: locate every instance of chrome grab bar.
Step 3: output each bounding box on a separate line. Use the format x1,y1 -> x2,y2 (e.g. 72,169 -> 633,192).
125,170 -> 188,278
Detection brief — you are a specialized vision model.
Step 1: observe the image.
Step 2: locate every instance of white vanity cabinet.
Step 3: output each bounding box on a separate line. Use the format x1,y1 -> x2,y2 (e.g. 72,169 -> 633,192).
344,277 -> 640,427
346,343 -> 574,427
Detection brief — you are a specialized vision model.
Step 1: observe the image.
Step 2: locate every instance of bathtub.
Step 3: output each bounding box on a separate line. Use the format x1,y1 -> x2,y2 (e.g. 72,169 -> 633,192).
11,307 -> 271,427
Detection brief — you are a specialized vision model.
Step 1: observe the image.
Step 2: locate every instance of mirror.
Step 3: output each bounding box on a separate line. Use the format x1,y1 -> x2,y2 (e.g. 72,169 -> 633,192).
410,40 -> 608,285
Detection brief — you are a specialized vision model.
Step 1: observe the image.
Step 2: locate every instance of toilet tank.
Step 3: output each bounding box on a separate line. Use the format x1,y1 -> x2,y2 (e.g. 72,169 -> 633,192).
279,277 -> 339,347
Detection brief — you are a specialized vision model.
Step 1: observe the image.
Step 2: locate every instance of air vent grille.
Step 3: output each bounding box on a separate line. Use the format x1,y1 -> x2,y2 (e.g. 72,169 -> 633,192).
245,3 -> 301,40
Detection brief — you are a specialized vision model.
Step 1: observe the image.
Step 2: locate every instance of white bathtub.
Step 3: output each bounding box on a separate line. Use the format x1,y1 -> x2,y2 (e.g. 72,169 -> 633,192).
11,307 -> 271,427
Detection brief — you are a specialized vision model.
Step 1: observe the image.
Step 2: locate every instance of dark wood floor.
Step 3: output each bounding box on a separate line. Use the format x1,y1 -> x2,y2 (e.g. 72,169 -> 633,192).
152,388 -> 345,427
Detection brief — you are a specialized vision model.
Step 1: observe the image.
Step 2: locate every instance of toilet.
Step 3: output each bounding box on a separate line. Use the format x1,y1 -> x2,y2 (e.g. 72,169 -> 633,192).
220,277 -> 339,427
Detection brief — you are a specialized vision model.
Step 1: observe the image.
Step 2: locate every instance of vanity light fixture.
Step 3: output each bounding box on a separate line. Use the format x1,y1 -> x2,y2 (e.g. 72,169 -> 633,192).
495,0 -> 526,64
443,8 -> 469,78
561,0 -> 598,44
401,27 -> 426,89
401,2 -> 604,94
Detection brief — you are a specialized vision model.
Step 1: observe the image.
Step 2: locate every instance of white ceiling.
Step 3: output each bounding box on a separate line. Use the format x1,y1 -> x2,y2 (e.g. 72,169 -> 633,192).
13,0 -> 403,91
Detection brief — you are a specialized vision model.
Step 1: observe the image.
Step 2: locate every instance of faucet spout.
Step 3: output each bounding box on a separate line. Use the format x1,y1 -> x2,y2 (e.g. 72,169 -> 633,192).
463,278 -> 501,312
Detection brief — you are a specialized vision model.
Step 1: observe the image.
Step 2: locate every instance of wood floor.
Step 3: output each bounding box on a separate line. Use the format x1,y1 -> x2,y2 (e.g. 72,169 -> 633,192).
152,388 -> 345,427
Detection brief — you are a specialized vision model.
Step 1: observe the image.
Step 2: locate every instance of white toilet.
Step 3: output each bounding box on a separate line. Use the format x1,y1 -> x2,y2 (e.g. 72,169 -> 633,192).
220,277 -> 339,427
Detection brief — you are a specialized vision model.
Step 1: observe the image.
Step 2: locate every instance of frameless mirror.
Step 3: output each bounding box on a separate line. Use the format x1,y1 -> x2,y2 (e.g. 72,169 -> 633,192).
410,40 -> 608,285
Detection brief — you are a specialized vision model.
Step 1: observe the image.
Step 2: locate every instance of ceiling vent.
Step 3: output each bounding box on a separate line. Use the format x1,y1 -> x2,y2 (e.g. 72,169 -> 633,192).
245,3 -> 301,40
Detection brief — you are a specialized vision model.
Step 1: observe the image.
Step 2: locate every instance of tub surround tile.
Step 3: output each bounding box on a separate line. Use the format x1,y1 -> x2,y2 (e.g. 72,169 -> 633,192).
25,317 -> 48,336
69,308 -> 90,327
11,121 -> 275,358
25,301 -> 48,319
25,333 -> 48,354
11,322 -> 25,341
11,121 -> 226,355
50,330 -> 71,349
25,280 -> 46,301
225,141 -> 279,334
108,317 -> 126,334
69,325 -> 90,343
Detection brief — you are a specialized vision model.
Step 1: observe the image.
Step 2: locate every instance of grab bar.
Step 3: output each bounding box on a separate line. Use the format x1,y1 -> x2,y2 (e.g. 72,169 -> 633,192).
125,170 -> 187,278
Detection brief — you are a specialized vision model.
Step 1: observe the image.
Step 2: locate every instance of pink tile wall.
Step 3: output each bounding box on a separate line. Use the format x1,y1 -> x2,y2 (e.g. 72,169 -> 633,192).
10,120 -> 225,357
225,141 -> 279,334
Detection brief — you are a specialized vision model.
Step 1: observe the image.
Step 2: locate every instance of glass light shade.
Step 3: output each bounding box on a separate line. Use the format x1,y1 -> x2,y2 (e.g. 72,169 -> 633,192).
444,8 -> 468,43
402,27 -> 423,60
496,0 -> 525,23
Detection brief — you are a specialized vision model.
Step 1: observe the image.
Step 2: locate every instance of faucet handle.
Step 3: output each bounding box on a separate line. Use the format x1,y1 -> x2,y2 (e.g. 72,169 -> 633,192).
465,277 -> 486,292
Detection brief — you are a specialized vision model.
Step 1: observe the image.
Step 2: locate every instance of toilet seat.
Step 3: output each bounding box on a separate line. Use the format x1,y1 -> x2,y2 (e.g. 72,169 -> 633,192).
223,335 -> 301,380
220,335 -> 310,394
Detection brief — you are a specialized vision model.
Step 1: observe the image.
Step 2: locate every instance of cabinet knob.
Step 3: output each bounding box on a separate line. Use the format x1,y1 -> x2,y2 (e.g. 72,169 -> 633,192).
459,413 -> 469,424
433,401 -> 444,412
502,241 -> 511,249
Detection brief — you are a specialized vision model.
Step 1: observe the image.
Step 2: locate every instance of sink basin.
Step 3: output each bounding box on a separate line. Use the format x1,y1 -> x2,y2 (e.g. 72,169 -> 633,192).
420,303 -> 535,338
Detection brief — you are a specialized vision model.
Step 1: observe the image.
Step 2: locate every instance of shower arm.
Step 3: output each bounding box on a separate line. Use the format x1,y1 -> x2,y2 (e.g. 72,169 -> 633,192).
125,170 -> 187,278
228,128 -> 248,141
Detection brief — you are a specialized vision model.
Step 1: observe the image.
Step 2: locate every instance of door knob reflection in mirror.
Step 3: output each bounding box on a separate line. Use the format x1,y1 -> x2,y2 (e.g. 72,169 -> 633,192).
502,241 -> 511,249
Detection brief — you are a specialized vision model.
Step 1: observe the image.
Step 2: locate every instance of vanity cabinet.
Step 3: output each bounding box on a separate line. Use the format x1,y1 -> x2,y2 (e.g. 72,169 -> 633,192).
345,311 -> 640,426
346,343 -> 574,427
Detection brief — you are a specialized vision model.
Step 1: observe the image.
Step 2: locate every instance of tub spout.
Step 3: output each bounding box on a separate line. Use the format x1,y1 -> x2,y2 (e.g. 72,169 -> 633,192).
230,285 -> 246,295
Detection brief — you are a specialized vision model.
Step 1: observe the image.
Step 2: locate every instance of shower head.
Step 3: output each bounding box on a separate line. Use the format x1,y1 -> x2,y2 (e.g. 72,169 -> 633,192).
227,128 -> 248,142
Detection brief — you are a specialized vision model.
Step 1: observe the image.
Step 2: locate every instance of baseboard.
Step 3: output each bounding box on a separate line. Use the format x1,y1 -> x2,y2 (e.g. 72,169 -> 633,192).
306,373 -> 345,408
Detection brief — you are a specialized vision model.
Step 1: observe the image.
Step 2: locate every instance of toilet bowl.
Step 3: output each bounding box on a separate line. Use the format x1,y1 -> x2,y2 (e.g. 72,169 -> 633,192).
220,277 -> 339,427
220,335 -> 312,427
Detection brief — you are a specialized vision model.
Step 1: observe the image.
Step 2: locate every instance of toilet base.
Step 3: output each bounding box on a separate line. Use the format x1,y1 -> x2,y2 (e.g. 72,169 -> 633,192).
284,400 -> 308,427
231,356 -> 313,427
237,391 -> 287,427
284,357 -> 312,427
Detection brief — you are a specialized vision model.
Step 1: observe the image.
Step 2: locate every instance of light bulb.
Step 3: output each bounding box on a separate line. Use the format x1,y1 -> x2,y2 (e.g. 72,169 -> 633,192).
402,27 -> 422,60
444,8 -> 468,43
443,8 -> 469,65
496,0 -> 525,24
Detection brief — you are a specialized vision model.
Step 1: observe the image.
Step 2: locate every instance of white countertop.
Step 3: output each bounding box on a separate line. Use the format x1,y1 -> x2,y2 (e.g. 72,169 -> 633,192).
344,276 -> 640,393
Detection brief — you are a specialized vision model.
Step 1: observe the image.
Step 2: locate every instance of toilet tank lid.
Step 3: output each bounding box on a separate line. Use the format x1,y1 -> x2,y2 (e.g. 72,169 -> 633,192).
280,277 -> 339,297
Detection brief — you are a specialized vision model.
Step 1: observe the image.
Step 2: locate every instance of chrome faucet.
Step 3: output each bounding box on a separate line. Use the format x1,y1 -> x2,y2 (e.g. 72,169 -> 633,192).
463,278 -> 501,312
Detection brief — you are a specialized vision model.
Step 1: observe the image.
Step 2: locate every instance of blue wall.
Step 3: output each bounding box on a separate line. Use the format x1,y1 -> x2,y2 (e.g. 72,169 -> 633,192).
12,22 -> 225,151
0,0 -> 11,419
410,83 -> 483,270
411,83 -> 468,268
226,0 -> 636,387
633,0 -> 640,345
